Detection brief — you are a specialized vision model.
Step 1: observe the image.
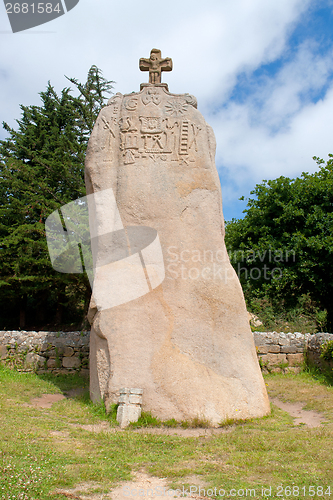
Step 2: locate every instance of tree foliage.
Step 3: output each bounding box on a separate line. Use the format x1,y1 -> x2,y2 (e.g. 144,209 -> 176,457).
225,156 -> 333,331
0,66 -> 114,329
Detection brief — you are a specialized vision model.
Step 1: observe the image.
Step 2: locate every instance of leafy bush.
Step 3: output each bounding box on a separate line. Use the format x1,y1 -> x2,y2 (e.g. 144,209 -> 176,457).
225,157 -> 333,332
320,340 -> 333,362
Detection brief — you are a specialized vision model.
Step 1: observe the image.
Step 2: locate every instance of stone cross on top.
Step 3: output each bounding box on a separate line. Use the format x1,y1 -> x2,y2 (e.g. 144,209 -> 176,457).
139,49 -> 173,84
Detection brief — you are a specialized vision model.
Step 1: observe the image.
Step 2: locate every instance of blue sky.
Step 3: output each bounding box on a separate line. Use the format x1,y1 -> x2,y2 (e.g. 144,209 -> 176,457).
1,0 -> 333,221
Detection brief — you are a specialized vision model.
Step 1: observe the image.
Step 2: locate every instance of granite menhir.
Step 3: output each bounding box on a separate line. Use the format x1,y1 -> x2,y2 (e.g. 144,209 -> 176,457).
84,49 -> 270,425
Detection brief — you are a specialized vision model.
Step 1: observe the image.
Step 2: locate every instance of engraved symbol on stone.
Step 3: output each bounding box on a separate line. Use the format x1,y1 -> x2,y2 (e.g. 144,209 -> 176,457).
188,124 -> 201,152
107,93 -> 122,114
165,99 -> 188,116
124,150 -> 136,165
141,134 -> 165,153
102,116 -> 115,138
119,117 -> 137,133
120,132 -> 139,151
142,88 -> 161,106
140,117 -> 162,134
124,96 -> 138,111
151,135 -> 164,150
179,120 -> 189,155
126,134 -> 138,149
139,48 -> 172,84
179,157 -> 189,166
164,119 -> 179,158
184,94 -> 198,109
139,117 -> 168,153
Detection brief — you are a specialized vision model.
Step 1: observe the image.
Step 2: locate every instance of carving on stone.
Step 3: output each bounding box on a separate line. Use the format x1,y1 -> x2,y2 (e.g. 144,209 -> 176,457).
189,123 -> 201,152
184,94 -> 198,109
101,116 -> 116,138
179,120 -> 189,155
116,112 -> 202,165
120,132 -> 139,150
138,116 -> 173,155
178,120 -> 201,155
119,116 -> 140,164
124,150 -> 136,165
99,116 -> 117,153
140,117 -> 162,134
139,48 -> 172,84
124,96 -> 138,111
119,116 -> 138,133
141,88 -> 161,106
165,119 -> 180,159
141,134 -> 165,153
107,93 -> 122,114
165,99 -> 188,116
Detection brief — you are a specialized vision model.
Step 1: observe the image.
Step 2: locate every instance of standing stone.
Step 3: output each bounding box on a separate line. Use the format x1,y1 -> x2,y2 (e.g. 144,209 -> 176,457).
85,49 -> 270,425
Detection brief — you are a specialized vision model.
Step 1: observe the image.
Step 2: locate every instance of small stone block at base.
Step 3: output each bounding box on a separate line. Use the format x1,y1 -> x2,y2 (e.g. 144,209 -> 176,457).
117,388 -> 143,428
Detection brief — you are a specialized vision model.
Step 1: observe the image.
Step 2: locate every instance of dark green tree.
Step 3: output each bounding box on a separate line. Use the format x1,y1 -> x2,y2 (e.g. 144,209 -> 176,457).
225,156 -> 333,331
0,66 -> 114,329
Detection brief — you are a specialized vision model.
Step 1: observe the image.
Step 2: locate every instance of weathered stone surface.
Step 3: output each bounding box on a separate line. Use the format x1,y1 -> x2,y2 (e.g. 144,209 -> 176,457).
62,356 -> 80,369
85,64 -> 270,425
287,353 -> 304,366
278,338 -> 290,346
260,353 -> 287,365
0,344 -> 7,360
268,345 -> 280,353
25,353 -> 45,368
280,345 -> 298,354
47,358 -> 57,368
63,347 -> 74,357
248,312 -> 263,328
256,346 -> 268,354
286,366 -> 302,374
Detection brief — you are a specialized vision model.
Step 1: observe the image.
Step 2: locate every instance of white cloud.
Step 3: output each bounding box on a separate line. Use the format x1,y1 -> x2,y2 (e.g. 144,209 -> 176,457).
209,34 -> 333,209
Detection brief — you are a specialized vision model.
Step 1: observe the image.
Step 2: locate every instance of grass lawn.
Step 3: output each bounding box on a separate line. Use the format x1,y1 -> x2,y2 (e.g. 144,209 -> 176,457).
0,365 -> 332,500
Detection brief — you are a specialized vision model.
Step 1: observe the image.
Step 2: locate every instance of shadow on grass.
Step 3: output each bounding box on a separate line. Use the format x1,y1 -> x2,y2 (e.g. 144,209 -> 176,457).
304,362 -> 333,387
38,371 -> 89,392
37,371 -> 118,424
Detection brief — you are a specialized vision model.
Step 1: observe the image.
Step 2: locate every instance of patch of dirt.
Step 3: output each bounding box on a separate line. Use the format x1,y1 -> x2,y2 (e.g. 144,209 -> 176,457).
50,430 -> 70,438
54,472 -> 213,500
53,481 -> 105,499
131,427 -> 231,437
181,474 -> 208,488
270,398 -> 328,427
28,393 -> 66,408
26,388 -> 86,409
69,422 -> 232,437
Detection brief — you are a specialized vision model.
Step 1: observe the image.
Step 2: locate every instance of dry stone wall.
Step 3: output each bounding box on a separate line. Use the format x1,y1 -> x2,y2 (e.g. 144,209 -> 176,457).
306,333 -> 333,372
0,330 -> 89,375
254,331 -> 333,373
0,330 -> 332,375
254,331 -> 309,374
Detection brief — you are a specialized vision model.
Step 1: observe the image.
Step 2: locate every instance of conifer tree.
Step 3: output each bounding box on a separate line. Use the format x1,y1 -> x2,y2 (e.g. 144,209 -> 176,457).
0,67 -> 114,329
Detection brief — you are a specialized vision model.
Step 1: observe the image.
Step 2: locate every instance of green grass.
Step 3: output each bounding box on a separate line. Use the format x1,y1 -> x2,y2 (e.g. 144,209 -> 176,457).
0,364 -> 332,499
